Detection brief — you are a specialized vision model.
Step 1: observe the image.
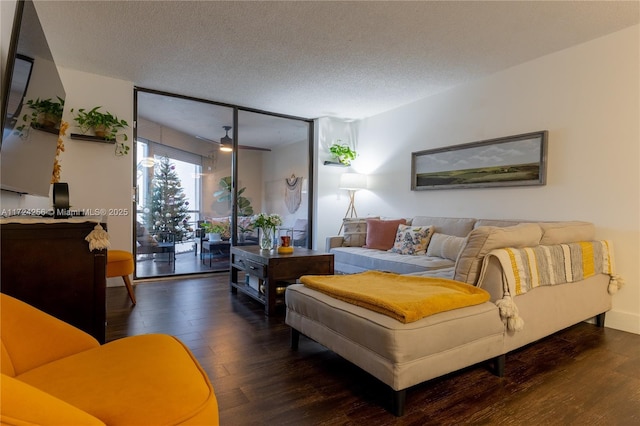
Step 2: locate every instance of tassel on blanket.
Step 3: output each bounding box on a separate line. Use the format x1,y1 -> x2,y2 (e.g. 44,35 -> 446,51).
85,224 -> 110,251
608,274 -> 625,295
496,295 -> 524,332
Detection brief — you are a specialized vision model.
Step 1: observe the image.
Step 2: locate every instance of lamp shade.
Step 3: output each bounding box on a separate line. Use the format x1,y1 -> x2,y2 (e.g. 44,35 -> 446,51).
339,173 -> 367,190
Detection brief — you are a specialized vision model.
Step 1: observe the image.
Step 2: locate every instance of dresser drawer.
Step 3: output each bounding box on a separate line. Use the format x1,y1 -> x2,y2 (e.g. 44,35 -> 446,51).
234,255 -> 267,279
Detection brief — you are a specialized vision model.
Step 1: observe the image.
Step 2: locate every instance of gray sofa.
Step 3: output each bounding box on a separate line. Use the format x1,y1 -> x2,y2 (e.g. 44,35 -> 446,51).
326,216 -> 477,275
325,216 -> 615,343
286,216 -> 617,415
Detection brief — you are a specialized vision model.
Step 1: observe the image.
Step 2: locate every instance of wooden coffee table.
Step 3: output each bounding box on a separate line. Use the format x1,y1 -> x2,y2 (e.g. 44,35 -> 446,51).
230,246 -> 334,315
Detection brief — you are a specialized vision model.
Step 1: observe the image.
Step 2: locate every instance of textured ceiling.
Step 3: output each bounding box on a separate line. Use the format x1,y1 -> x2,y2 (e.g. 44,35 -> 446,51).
29,0 -> 639,138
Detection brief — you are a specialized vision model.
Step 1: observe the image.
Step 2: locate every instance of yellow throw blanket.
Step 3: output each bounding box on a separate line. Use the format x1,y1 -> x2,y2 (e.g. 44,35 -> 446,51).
300,270 -> 490,323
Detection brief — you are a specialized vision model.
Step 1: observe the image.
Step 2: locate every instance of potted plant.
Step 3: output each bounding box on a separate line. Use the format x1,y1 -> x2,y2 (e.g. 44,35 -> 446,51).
213,176 -> 254,216
202,222 -> 226,242
72,106 -> 130,155
15,97 -> 65,135
329,141 -> 357,166
251,213 -> 283,250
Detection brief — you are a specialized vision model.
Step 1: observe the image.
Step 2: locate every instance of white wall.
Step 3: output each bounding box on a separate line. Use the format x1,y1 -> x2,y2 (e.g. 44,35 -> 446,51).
263,139 -> 309,229
315,117 -> 361,243
57,67 -> 134,286
316,25 -> 640,334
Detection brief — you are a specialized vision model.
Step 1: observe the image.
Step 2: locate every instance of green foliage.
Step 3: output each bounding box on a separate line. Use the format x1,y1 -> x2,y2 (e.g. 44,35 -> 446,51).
329,142 -> 357,165
24,97 -> 65,119
202,222 -> 226,234
238,222 -> 254,234
251,213 -> 282,230
213,176 -> 254,216
15,97 -> 64,135
72,106 -> 130,155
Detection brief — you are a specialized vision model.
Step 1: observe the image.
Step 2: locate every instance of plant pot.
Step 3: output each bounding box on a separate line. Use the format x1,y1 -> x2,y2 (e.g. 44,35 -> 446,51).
93,124 -> 110,139
37,112 -> 59,129
207,233 -> 222,242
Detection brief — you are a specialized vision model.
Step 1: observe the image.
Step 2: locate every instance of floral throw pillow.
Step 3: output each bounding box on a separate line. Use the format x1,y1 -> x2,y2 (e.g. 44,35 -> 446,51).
389,224 -> 435,255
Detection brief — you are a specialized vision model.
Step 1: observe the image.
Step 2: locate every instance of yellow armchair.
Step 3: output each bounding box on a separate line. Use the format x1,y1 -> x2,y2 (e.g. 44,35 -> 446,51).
1,293 -> 219,425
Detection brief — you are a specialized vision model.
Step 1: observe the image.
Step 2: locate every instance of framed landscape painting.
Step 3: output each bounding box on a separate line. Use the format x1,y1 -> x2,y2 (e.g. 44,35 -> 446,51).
411,131 -> 548,190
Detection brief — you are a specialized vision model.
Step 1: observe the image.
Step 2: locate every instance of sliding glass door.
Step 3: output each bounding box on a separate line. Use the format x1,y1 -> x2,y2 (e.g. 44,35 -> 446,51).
237,110 -> 311,249
133,88 -> 313,279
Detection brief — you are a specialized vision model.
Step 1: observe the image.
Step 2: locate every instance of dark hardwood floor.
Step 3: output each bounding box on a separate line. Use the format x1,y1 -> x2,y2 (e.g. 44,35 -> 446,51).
107,275 -> 640,425
135,244 -> 230,279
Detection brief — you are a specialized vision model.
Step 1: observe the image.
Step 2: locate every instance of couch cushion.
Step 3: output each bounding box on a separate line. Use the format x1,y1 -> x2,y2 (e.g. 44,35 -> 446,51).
331,247 -> 454,274
426,233 -> 467,261
285,284 -> 504,391
342,217 -> 378,247
404,266 -> 456,279
292,218 -> 308,240
411,216 -> 476,237
286,283 -> 502,365
389,224 -> 434,255
474,219 -> 526,228
17,334 -> 218,426
1,293 -> 99,377
1,373 -> 105,425
539,221 -> 595,244
1,342 -> 14,376
364,218 -> 407,250
454,223 -> 542,285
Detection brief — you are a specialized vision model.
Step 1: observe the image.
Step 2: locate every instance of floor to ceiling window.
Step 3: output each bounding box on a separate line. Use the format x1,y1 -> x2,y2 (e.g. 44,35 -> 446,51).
134,88 -> 313,279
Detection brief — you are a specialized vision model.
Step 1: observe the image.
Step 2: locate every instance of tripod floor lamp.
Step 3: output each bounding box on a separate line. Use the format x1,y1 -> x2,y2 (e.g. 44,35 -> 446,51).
338,173 -> 367,234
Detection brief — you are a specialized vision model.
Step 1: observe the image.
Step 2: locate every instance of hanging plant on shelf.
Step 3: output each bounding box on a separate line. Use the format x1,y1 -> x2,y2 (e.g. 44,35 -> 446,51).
15,96 -> 65,137
329,141 -> 357,166
71,106 -> 130,155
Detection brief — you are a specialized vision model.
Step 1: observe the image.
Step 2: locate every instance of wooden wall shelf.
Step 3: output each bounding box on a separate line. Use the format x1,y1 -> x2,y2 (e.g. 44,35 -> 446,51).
323,161 -> 348,167
70,133 -> 115,144
30,124 -> 61,135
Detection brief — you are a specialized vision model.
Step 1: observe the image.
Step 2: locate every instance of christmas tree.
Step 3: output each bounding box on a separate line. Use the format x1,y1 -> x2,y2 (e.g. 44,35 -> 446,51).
145,157 -> 192,241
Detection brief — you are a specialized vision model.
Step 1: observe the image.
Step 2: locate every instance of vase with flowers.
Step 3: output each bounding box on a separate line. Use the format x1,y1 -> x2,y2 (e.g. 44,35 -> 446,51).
251,213 -> 282,250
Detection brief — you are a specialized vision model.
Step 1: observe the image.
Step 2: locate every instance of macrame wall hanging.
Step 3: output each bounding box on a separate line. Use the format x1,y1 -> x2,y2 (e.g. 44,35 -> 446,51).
285,174 -> 303,213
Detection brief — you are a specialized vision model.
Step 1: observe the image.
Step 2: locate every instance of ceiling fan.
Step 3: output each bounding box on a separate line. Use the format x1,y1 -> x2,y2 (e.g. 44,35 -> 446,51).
197,126 -> 271,152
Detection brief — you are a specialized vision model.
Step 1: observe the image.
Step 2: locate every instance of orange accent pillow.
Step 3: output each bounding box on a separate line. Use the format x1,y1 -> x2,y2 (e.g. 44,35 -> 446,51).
364,218 -> 407,250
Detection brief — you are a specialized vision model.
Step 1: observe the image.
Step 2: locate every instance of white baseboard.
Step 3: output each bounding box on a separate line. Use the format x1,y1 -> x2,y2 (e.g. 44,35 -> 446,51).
106,277 -> 122,287
605,309 -> 640,334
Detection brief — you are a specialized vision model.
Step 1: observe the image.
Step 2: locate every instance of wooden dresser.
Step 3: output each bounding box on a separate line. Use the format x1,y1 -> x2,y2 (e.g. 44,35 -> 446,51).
0,219 -> 106,343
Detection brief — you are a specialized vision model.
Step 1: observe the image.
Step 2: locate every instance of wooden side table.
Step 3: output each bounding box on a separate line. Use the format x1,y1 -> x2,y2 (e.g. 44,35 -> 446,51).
201,240 -> 230,266
230,246 -> 334,315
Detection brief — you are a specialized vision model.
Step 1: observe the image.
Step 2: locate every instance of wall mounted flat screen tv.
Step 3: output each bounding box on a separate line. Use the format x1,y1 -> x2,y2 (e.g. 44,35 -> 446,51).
1,0 -> 66,197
